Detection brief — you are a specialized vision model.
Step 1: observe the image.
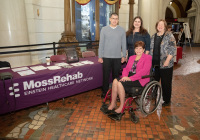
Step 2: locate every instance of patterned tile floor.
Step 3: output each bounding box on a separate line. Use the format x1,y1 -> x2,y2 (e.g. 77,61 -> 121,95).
0,46 -> 200,140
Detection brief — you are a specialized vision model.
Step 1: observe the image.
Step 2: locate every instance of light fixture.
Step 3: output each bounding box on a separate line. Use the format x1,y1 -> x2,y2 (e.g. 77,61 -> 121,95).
170,1 -> 172,5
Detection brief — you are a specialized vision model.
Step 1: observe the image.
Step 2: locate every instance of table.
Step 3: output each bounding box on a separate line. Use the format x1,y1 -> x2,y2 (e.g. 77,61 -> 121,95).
0,57 -> 103,115
175,46 -> 183,63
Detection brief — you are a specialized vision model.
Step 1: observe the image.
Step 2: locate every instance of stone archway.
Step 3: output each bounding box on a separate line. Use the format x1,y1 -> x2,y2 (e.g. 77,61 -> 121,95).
162,0 -> 200,43
192,0 -> 200,43
162,0 -> 172,19
167,5 -> 177,18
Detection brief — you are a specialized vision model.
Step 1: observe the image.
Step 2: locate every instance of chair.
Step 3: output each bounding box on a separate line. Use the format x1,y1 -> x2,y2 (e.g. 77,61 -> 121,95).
50,55 -> 66,62
82,51 -> 96,58
101,67 -> 162,123
47,55 -> 67,109
0,61 -> 11,70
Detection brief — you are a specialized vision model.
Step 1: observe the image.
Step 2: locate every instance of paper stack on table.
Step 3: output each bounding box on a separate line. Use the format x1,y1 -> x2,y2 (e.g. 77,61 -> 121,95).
55,62 -> 69,67
12,67 -> 29,72
17,70 -> 35,76
30,65 -> 47,71
70,62 -> 85,67
47,66 -> 61,70
80,60 -> 94,64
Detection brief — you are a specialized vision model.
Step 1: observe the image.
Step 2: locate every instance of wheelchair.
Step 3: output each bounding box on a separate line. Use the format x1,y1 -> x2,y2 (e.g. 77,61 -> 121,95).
101,67 -> 162,123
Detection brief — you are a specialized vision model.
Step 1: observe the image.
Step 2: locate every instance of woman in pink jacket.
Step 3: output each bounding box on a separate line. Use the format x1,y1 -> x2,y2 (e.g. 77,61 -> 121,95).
101,41 -> 152,121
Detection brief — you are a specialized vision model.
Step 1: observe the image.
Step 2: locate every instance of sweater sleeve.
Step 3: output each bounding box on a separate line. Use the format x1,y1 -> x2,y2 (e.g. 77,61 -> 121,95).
129,55 -> 152,81
98,28 -> 105,58
167,33 -> 176,56
122,30 -> 127,57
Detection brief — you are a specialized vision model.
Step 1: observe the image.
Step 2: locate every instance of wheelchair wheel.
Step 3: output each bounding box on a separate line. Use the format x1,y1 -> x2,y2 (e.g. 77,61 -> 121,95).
140,81 -> 162,115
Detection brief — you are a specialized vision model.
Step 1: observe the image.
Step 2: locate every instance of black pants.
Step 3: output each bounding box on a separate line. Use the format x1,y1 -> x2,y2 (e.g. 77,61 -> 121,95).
154,67 -> 173,103
102,58 -> 121,94
179,42 -> 184,47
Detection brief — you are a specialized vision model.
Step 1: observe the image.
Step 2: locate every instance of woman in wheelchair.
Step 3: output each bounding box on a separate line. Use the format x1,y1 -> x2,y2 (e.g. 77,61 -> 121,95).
101,41 -> 152,121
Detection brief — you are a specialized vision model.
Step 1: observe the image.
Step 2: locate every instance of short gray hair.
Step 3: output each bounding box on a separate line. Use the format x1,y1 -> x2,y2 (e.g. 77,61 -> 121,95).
110,13 -> 118,18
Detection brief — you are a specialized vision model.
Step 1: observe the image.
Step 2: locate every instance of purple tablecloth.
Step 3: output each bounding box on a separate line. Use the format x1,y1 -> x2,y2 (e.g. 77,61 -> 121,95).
0,57 -> 102,114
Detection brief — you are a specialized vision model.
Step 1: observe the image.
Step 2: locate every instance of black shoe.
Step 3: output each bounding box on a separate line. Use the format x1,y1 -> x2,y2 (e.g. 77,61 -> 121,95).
106,109 -> 115,114
162,102 -> 170,107
100,103 -> 108,112
100,104 -> 115,114
101,103 -> 108,109
108,112 -> 125,121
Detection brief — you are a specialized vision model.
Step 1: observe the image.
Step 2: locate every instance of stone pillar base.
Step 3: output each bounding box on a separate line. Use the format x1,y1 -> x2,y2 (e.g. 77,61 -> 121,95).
57,32 -> 82,58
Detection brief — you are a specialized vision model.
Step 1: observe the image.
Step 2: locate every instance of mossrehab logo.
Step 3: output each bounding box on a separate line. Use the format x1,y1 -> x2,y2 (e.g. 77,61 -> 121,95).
23,71 -> 83,90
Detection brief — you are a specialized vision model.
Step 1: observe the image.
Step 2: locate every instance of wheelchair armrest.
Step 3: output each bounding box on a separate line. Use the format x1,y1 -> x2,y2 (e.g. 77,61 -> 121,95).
142,74 -> 154,79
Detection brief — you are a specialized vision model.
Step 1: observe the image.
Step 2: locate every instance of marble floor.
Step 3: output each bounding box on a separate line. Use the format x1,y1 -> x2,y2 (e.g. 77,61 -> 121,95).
0,46 -> 199,140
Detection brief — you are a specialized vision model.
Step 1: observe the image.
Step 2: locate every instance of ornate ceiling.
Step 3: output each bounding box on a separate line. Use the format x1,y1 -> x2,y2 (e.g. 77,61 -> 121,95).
166,0 -> 193,18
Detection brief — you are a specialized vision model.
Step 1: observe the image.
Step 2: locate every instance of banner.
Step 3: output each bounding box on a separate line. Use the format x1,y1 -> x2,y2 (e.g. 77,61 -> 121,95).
75,0 -> 120,6
75,0 -> 91,5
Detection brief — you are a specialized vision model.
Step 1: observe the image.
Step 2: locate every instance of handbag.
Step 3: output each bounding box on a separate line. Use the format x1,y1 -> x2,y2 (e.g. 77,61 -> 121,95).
64,47 -> 79,63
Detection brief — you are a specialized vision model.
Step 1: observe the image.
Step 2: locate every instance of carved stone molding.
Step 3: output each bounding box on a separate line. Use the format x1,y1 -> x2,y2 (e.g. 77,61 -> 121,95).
129,0 -> 135,4
57,32 -> 81,57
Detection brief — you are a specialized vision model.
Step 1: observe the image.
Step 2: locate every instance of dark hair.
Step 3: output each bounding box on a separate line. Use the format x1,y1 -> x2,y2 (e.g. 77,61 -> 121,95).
134,41 -> 145,49
155,19 -> 167,32
126,16 -> 148,36
179,27 -> 183,31
110,13 -> 118,18
167,25 -> 172,29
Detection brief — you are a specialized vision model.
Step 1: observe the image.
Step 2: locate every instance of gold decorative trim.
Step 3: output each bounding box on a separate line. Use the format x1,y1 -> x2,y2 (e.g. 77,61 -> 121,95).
75,0 -> 91,5
104,0 -> 119,5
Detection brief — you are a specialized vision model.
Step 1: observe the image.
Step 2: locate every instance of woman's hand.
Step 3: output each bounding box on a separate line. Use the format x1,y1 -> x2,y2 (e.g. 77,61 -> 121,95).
163,55 -> 173,67
163,60 -> 170,67
119,77 -> 131,82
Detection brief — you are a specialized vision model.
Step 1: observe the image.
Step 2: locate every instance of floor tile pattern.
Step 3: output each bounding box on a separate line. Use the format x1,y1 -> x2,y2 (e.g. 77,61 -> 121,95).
0,46 -> 199,140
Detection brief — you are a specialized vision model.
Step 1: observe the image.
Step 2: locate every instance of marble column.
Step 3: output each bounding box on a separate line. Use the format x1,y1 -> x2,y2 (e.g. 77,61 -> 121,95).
58,0 -> 80,57
129,0 -> 135,28
115,1 -> 119,15
192,0 -> 200,43
0,0 -> 31,67
138,0 -> 161,35
63,0 -> 73,36
138,0 -> 141,17
71,0 -> 76,35
93,0 -> 100,56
